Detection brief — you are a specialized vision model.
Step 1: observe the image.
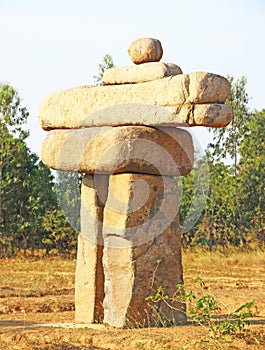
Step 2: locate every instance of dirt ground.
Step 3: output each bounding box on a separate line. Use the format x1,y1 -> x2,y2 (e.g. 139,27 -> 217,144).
0,249 -> 264,349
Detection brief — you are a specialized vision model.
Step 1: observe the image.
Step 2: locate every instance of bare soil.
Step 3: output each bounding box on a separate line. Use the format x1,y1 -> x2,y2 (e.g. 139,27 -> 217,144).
0,249 -> 265,349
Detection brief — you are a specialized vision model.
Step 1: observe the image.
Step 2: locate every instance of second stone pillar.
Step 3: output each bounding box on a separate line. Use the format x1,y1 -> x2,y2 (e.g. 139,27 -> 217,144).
75,175 -> 109,323
102,173 -> 186,327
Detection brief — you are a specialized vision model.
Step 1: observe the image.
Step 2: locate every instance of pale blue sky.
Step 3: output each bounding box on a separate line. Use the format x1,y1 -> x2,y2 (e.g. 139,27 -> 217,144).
1,0 -> 264,155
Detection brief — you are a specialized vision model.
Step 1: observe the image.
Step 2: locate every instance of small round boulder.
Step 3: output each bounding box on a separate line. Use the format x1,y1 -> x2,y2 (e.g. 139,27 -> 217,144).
128,38 -> 163,65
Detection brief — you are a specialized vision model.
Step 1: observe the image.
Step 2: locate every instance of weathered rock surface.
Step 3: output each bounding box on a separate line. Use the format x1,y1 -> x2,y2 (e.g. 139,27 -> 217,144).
41,126 -> 194,176
75,175 -> 109,323
39,72 -> 232,130
191,103 -> 232,126
168,103 -> 232,127
128,38 -> 163,64
103,62 -> 182,84
102,173 -> 186,327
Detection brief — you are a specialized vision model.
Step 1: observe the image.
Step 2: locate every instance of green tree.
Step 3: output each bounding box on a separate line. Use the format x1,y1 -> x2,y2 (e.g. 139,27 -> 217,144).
55,170 -> 82,233
208,76 -> 252,245
238,110 -> 265,241
179,156 -> 210,247
22,156 -> 58,255
199,156 -> 238,247
0,83 -> 29,254
0,83 -> 29,208
93,54 -> 114,85
209,76 -> 251,161
42,208 -> 77,256
0,83 -> 58,256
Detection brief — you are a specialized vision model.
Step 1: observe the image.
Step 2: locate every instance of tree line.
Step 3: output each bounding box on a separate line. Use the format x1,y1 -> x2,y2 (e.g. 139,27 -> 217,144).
0,57 -> 264,256
180,76 -> 264,248
0,83 -> 77,257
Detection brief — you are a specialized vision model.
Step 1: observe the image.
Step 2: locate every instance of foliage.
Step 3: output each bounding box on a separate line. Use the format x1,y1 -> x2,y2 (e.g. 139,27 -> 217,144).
0,82 -> 29,139
179,156 -> 210,247
0,83 -> 59,256
55,171 -> 82,233
238,109 -> 265,239
218,300 -> 256,335
208,76 -> 251,161
93,54 -> 114,85
180,76 -> 264,248
0,83 -> 32,255
147,276 -> 257,338
206,76 -> 253,246
42,208 -> 77,255
196,158 -> 239,247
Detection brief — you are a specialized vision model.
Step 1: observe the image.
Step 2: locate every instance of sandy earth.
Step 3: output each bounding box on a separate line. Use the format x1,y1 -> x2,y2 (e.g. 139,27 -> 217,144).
0,253 -> 264,349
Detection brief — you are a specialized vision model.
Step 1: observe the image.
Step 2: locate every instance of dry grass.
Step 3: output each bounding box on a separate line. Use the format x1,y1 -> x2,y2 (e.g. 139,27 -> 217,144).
0,256 -> 75,297
183,247 -> 265,319
0,248 -> 264,349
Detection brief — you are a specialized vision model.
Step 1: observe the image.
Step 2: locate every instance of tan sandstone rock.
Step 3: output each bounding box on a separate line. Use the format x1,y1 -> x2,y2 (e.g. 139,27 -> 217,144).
39,72 -> 232,130
41,126 -> 194,176
192,103 -> 232,127
102,173 -> 186,327
75,175 -> 109,323
128,38 -> 163,64
103,62 -> 182,85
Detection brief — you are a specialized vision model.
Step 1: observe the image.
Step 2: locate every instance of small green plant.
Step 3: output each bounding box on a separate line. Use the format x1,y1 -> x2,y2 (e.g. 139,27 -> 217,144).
217,300 -> 256,335
146,276 -> 257,338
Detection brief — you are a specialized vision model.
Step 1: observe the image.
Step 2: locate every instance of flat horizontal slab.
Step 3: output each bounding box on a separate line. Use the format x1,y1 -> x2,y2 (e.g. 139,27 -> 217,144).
103,62 -> 182,84
39,72 -> 232,130
41,126 -> 194,176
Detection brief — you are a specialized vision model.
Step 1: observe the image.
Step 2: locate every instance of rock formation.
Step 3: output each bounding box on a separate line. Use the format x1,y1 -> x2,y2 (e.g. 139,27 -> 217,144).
127,38 -> 163,64
39,37 -> 232,328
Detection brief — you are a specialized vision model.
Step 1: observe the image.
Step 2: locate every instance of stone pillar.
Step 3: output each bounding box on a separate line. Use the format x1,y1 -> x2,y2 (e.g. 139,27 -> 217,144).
102,173 -> 186,327
75,174 -> 109,323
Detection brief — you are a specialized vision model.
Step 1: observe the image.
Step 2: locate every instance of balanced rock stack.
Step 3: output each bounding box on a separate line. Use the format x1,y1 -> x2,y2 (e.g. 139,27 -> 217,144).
39,38 -> 232,328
